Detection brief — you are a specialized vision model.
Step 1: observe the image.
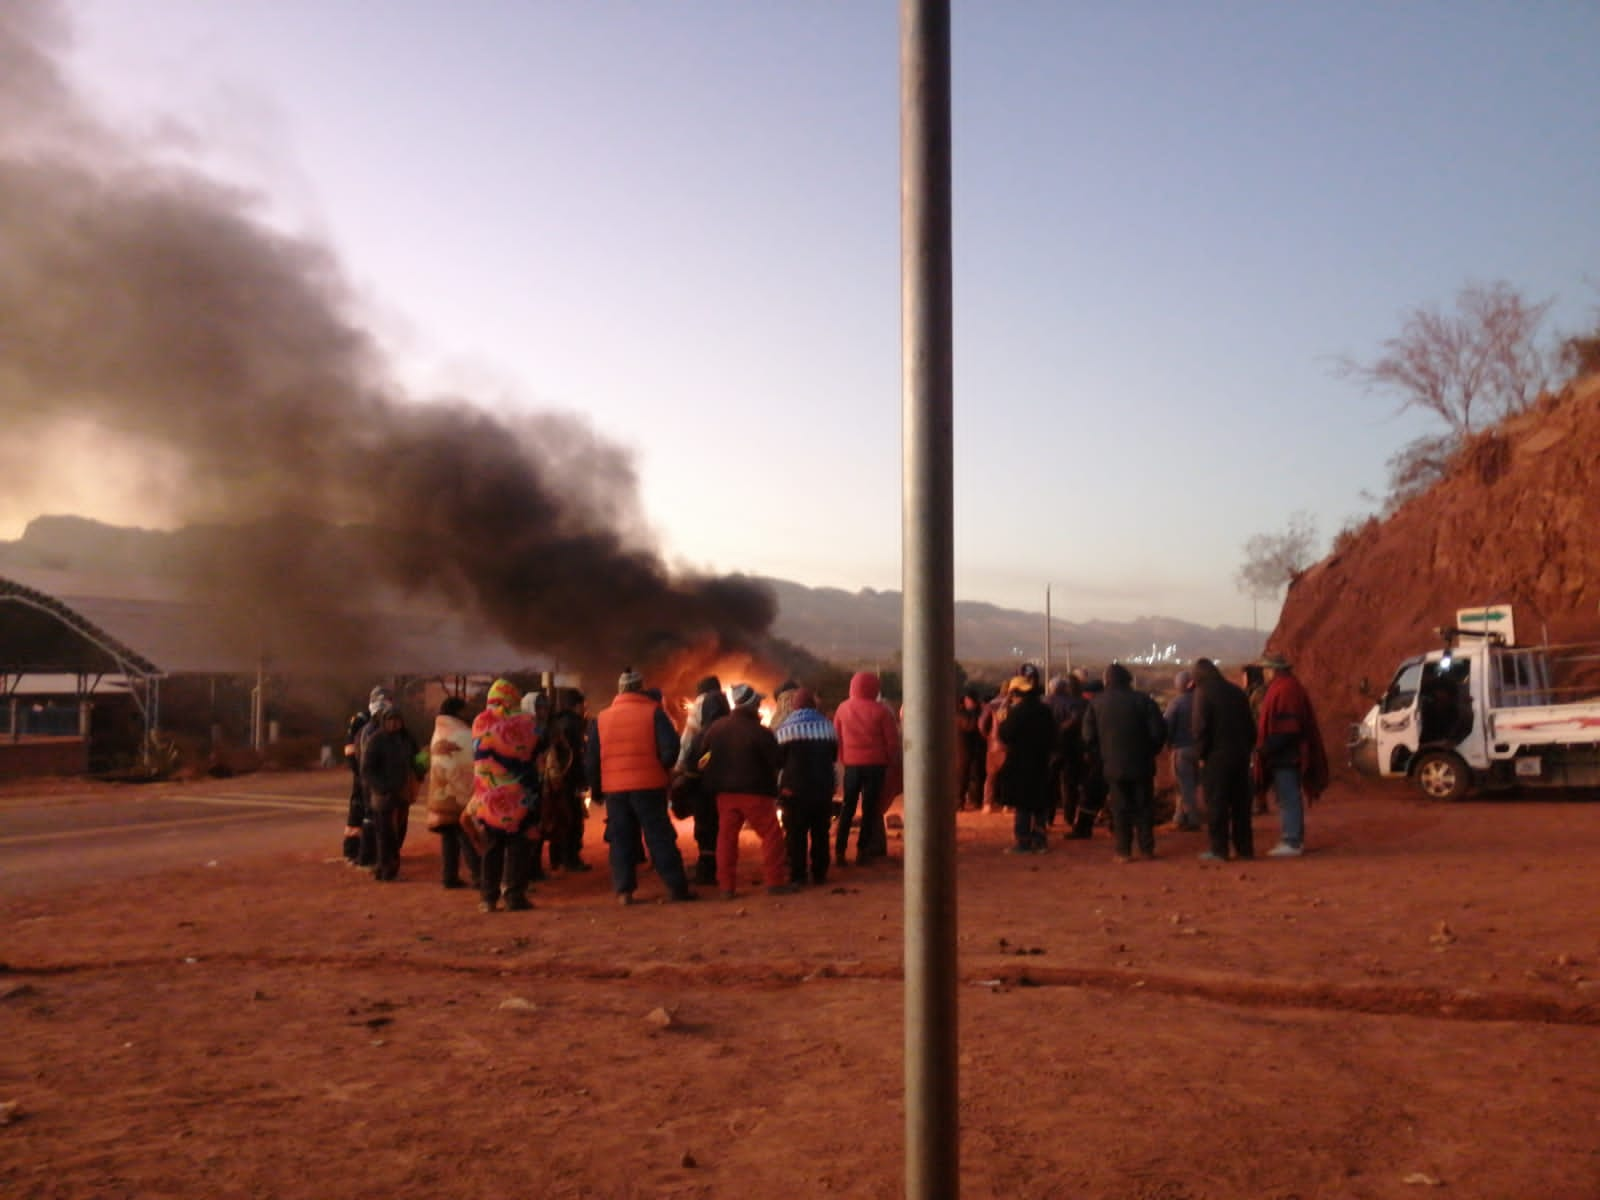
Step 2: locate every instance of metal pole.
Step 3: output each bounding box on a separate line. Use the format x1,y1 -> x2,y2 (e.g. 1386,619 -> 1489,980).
1044,584 -> 1053,682
901,2 -> 958,1196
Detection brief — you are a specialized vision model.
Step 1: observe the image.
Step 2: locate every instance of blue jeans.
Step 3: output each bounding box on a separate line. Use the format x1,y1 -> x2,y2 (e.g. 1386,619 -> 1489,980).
1272,766 -> 1304,848
605,789 -> 690,897
1173,747 -> 1201,824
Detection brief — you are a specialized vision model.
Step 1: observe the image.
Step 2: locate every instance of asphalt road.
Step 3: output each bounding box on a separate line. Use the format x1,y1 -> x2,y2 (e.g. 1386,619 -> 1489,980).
0,771 -> 350,897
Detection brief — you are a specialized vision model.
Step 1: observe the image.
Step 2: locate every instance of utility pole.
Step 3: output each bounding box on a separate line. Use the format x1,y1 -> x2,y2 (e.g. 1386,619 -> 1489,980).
1044,584 -> 1052,682
900,1 -> 958,1195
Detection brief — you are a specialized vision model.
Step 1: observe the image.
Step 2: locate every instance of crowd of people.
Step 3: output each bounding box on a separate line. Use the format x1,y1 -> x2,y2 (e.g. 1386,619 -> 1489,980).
338,653 -> 1329,911
957,653 -> 1328,863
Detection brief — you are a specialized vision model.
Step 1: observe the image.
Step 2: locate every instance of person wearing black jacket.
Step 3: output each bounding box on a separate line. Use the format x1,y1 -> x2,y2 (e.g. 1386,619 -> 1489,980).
1190,657 -> 1257,862
361,701 -> 415,882
998,675 -> 1057,853
698,683 -> 795,898
1081,663 -> 1167,862
546,689 -> 592,872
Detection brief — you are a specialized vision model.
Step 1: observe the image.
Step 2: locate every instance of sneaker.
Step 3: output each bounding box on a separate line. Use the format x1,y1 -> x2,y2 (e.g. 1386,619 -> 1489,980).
1112,854 -> 1132,865
616,892 -> 634,907
478,899 -> 497,913
1267,842 -> 1303,858
719,890 -> 737,901
1004,844 -> 1033,856
1197,851 -> 1226,863
669,888 -> 699,902
504,895 -> 533,911
767,884 -> 800,896
442,878 -> 467,890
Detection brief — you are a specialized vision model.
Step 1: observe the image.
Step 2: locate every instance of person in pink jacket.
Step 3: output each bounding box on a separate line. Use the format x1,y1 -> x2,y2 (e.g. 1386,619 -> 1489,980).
832,671 -> 901,864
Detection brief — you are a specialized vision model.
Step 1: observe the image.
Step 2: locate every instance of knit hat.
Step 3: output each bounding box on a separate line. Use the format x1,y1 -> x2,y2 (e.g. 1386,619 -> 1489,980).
791,687 -> 816,710
730,683 -> 764,710
487,678 -> 521,711
618,667 -> 644,693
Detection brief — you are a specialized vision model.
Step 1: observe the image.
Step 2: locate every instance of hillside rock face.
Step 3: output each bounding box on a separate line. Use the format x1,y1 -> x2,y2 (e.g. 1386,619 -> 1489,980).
1272,372 -> 1600,747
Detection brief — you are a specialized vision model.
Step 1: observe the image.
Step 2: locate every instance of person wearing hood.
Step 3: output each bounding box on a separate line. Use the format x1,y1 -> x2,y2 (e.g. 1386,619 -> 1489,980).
1255,653 -> 1329,857
585,668 -> 696,905
424,695 -> 481,889
774,687 -> 838,886
343,684 -> 390,867
467,678 -> 543,912
361,700 -> 417,882
673,675 -> 731,886
832,670 -> 901,865
698,683 -> 795,898
998,675 -> 1057,853
1081,663 -> 1167,862
1164,670 -> 1203,832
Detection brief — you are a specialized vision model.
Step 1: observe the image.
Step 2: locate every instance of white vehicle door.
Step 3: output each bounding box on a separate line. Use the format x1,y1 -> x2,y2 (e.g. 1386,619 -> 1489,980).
1375,658 -> 1424,775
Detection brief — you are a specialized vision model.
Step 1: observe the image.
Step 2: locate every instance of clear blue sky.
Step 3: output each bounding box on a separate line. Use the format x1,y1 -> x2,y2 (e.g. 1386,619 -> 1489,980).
40,0 -> 1600,627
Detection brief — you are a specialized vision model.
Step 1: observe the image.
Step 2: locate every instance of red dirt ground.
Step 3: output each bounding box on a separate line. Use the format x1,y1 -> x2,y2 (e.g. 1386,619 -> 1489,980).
3,774 -> 1598,1200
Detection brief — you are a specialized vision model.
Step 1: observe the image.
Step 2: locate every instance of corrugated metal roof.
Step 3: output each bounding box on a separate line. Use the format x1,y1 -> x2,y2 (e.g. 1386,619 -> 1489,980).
0,568 -> 554,678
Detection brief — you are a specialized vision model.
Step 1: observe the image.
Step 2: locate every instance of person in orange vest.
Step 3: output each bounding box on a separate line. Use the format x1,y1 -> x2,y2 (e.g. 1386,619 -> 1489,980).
583,668 -> 697,905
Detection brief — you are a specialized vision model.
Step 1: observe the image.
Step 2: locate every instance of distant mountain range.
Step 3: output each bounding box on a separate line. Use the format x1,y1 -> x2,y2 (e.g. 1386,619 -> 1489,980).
1,515 -> 1265,671
757,576 -> 1264,670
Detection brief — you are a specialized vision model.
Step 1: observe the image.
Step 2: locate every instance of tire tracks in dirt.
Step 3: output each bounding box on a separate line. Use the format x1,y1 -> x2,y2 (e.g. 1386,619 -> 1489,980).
7,952 -> 1597,1027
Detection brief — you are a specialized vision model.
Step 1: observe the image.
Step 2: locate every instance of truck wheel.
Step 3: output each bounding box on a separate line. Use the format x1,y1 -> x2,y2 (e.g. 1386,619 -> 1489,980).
1413,751 -> 1471,801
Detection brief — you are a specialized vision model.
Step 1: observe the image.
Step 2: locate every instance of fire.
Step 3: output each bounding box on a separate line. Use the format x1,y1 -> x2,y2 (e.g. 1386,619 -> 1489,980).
650,640 -> 786,729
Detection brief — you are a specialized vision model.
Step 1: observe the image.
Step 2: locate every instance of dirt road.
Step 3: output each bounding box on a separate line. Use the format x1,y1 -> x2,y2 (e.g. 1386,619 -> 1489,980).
2,772 -> 1597,1199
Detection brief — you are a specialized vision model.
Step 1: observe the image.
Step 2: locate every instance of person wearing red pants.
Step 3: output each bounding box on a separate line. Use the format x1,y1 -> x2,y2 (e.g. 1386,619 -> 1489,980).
697,683 -> 797,899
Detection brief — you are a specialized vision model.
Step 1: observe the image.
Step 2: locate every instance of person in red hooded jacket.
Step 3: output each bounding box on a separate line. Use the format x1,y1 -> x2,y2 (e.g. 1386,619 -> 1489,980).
832,671 -> 901,865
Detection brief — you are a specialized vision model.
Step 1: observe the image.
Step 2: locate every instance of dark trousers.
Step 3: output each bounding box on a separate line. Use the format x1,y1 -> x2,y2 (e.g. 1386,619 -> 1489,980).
958,735 -> 986,810
781,789 -> 832,885
837,765 -> 887,862
481,828 -> 532,906
369,796 -> 409,880
560,789 -> 587,867
343,772 -> 365,861
1068,768 -> 1106,837
1202,759 -> 1255,859
1012,804 -> 1047,850
692,784 -> 719,863
1107,775 -> 1156,857
605,790 -> 690,898
437,823 -> 482,886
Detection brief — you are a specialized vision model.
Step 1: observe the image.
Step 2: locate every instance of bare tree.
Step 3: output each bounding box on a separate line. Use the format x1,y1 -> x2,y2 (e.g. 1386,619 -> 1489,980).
1339,281 -> 1554,437
1235,511 -> 1319,631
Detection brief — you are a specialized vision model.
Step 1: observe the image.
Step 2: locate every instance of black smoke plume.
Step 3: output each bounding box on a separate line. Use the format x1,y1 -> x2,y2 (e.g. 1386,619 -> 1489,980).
0,4 -> 775,681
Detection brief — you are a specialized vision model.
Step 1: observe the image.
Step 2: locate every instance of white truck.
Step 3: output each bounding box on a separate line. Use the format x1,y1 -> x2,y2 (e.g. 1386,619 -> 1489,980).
1348,605 -> 1600,799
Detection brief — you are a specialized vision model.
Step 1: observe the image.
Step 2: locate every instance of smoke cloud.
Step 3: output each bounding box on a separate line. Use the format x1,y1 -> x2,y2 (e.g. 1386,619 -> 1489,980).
0,4 -> 775,680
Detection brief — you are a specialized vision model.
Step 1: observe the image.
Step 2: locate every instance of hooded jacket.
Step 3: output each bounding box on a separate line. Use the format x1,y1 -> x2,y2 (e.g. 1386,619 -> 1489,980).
469,685 -> 542,833
832,672 -> 901,768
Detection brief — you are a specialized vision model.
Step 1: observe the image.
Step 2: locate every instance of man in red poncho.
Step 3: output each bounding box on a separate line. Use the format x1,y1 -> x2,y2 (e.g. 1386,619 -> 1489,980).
1254,652 -> 1329,858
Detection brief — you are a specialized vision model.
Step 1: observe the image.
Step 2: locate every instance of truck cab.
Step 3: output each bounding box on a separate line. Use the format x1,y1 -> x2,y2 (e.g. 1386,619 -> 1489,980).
1349,605 -> 1600,799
